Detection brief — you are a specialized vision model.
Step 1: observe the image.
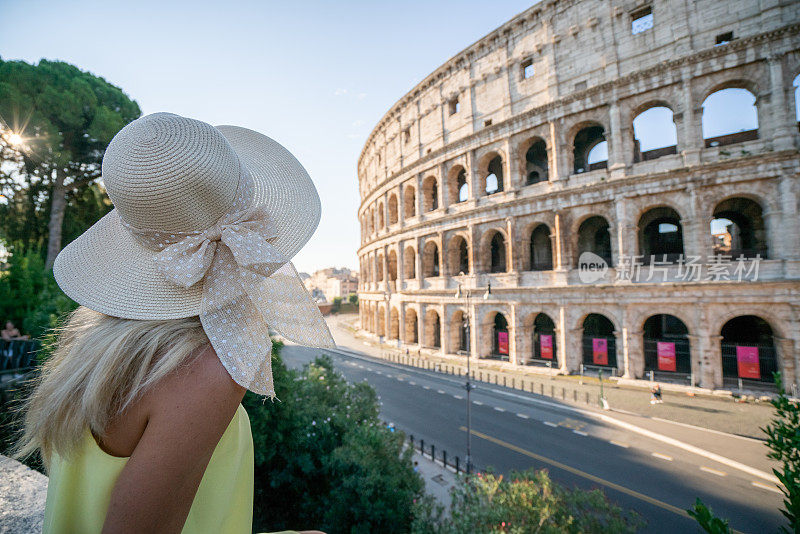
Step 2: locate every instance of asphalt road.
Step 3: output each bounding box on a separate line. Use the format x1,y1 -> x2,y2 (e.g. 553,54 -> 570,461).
281,343 -> 784,533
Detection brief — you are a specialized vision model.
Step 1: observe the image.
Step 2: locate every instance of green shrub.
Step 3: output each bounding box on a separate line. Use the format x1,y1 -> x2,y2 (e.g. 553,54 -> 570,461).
244,348 -> 423,533
412,469 -> 643,534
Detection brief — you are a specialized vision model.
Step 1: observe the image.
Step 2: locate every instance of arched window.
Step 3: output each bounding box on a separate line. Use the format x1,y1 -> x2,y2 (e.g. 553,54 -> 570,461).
794,74 -> 800,126
524,139 -> 548,184
389,308 -> 400,340
377,307 -> 386,337
404,308 -> 418,344
702,88 -> 759,147
529,224 -> 553,271
489,232 -> 507,273
633,107 -> 678,162
404,185 -> 416,219
403,246 -> 416,279
491,313 -> 510,360
531,313 -> 557,363
638,207 -> 684,263
422,241 -> 440,278
447,235 -> 470,276
484,155 -> 504,194
711,197 -> 768,258
377,203 -> 385,229
577,216 -> 612,266
451,310 -> 469,353
387,250 -> 398,281
388,194 -> 399,225
422,176 -> 438,212
582,314 -> 617,369
720,315 -> 777,384
643,315 -> 690,374
457,170 -> 469,202
376,253 -> 384,282
573,125 -> 607,173
425,309 -> 441,348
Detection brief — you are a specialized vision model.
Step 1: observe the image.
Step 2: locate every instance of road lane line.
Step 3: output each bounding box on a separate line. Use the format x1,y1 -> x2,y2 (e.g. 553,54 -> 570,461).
453,395 -> 463,399
573,430 -> 588,436
543,421 -> 558,427
409,381 -> 416,386
494,407 -> 505,412
751,481 -> 783,494
376,371 -> 383,375
516,413 -> 529,419
422,386 -> 430,390
700,466 -> 727,477
459,426 -> 691,520
610,440 -> 630,448
437,389 -> 446,394
652,452 -> 673,461
397,377 -> 404,381
473,400 -> 483,405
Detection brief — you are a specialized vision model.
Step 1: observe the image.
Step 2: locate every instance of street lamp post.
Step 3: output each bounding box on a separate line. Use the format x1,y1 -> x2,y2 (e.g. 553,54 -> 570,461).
456,278 -> 491,475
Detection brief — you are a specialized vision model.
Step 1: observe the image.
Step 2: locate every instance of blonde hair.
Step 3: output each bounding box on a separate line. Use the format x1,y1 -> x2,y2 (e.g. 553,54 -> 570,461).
14,306 -> 209,463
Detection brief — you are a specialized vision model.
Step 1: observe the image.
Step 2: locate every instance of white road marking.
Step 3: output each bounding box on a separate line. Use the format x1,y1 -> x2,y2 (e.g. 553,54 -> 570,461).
453,395 -> 464,400
376,371 -> 383,375
516,413 -> 530,419
700,466 -> 727,477
385,374 -> 393,378
422,386 -> 431,390
652,452 -> 673,461
397,377 -> 404,381
437,389 -> 446,394
473,400 -> 483,405
409,381 -> 416,386
573,430 -> 589,437
544,421 -> 558,427
610,440 -> 630,448
751,481 -> 783,494
494,407 -> 506,412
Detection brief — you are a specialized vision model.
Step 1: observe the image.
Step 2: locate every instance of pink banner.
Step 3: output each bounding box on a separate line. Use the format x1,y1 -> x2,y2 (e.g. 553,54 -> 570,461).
540,334 -> 553,360
497,331 -> 509,355
592,338 -> 608,365
736,346 -> 760,380
656,342 -> 676,372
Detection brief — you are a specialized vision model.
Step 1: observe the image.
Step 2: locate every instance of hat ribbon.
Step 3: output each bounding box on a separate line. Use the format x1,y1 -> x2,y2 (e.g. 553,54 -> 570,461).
149,205 -> 288,288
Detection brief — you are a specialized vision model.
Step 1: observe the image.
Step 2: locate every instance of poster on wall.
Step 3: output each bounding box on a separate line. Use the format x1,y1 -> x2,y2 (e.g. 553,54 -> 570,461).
497,331 -> 509,355
656,341 -> 677,372
736,346 -> 760,380
592,338 -> 608,365
540,334 -> 554,359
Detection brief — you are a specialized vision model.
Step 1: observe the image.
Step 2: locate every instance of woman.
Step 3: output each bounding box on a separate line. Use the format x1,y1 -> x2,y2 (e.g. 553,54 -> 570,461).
15,113 -> 335,533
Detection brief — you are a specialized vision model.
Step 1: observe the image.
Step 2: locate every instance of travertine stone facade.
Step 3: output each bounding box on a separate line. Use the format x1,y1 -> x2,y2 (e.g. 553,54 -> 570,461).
357,0 -> 800,390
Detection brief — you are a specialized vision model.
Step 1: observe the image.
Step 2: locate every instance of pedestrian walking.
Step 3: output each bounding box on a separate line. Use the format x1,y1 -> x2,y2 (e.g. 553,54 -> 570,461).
650,383 -> 663,404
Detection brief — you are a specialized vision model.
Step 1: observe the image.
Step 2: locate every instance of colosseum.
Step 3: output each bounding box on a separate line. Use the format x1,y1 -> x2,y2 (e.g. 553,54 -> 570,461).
356,0 -> 800,392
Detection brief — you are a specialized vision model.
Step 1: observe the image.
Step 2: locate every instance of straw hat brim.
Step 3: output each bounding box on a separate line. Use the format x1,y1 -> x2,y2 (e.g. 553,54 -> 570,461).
53,125 -> 322,320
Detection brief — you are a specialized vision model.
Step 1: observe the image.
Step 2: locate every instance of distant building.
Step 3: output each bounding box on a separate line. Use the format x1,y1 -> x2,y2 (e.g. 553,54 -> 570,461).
304,267 -> 359,302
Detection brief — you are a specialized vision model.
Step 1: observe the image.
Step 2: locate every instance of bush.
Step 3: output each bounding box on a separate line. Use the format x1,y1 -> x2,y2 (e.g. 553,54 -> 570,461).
243,347 -> 423,533
348,293 -> 358,305
412,469 -> 643,534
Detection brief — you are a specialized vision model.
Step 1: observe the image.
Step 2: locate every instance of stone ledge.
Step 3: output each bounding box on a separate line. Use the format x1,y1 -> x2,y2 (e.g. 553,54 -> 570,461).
0,455 -> 47,533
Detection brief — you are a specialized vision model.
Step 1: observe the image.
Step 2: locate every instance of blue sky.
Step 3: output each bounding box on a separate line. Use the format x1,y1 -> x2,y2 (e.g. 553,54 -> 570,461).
1,1 -> 778,273
0,0 -> 535,273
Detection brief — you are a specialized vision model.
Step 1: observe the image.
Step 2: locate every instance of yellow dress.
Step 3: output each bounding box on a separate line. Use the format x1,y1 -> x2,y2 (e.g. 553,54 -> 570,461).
43,404 -> 254,533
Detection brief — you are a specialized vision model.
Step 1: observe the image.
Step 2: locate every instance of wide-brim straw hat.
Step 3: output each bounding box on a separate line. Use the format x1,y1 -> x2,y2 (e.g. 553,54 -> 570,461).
53,112 -> 334,396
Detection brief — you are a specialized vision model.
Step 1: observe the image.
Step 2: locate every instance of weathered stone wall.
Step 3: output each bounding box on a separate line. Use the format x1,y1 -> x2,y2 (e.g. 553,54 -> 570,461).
357,0 -> 800,390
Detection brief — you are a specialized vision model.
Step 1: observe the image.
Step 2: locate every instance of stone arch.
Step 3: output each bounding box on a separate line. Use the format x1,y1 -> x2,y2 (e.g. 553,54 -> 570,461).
377,305 -> 386,337
576,215 -> 613,267
422,175 -> 439,212
446,233 -> 470,276
480,309 -> 511,360
404,307 -> 419,344
529,312 -> 557,363
387,249 -> 398,281
710,197 -> 768,258
388,193 -> 399,225
450,308 -> 469,353
478,150 -> 505,195
637,206 -> 684,262
528,223 -> 553,271
702,84 -> 759,147
377,201 -> 385,229
403,245 -> 416,279
422,240 -> 440,278
376,252 -> 384,282
581,313 -> 618,370
642,314 -> 691,375
632,104 -> 678,162
572,121 -> 607,173
448,165 -> 469,204
520,136 -> 548,185
404,184 -> 416,219
479,228 -> 508,273
424,308 -> 442,349
389,307 -> 400,340
720,315 -> 779,384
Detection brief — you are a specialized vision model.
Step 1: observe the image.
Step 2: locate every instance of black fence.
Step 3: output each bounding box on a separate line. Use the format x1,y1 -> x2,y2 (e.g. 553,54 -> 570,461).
0,339 -> 40,373
643,337 -> 692,375
581,336 -> 618,369
408,433 -> 471,475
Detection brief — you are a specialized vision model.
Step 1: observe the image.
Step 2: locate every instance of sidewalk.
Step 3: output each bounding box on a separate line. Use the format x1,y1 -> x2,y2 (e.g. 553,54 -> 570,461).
412,451 -> 457,512
326,314 -> 776,441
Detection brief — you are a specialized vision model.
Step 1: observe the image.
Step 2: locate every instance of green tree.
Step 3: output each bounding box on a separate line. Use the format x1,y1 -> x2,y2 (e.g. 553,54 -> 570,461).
0,57 -> 140,268
243,349 -> 423,533
413,469 -> 643,534
348,293 -> 358,305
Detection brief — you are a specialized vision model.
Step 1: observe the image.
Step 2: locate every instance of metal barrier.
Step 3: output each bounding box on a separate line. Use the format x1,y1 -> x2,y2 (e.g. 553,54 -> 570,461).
0,339 -> 40,374
408,433 -> 469,474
